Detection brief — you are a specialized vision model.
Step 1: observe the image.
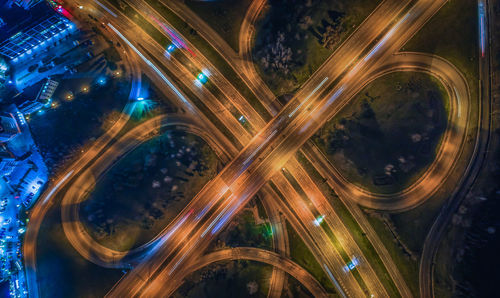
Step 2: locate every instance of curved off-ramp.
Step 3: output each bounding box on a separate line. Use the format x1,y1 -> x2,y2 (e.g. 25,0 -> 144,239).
60,114 -> 231,269
304,52 -> 470,211
61,111 -> 293,297
163,247 -> 329,298
238,0 -> 470,212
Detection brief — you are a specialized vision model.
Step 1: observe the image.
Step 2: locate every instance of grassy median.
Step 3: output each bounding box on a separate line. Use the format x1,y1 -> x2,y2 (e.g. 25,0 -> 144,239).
184,0 -> 253,52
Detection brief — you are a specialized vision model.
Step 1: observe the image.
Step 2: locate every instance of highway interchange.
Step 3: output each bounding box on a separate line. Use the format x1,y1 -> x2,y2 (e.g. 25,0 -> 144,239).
22,0 -> 492,297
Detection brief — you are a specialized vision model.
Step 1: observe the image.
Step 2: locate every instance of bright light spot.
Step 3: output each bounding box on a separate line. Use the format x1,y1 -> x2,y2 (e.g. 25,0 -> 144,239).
79,5 -> 83,9
314,215 -> 325,226
166,44 -> 176,53
197,72 -> 208,84
137,97 -> 144,101
343,257 -> 359,272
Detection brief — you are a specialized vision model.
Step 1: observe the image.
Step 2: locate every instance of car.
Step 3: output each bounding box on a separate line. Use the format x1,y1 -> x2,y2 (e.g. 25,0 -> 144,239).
197,72 -> 208,84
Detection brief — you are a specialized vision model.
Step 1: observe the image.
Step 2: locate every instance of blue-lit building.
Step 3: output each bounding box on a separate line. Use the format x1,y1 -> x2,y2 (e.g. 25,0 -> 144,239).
18,78 -> 59,115
0,1 -> 77,91
6,0 -> 43,10
0,14 -> 73,62
0,0 -> 73,61
0,104 -> 46,298
0,113 -> 20,143
0,105 -> 47,207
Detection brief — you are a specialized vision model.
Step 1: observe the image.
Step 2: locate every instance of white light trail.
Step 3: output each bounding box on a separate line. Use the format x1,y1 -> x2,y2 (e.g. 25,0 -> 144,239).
93,0 -> 117,18
364,13 -> 410,62
243,130 -> 278,166
41,170 -> 74,205
289,77 -> 329,118
107,24 -> 194,110
323,264 -> 347,298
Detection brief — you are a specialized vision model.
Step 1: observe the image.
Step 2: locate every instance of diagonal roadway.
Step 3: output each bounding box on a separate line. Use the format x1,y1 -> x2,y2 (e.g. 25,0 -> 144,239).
88,2 -> 392,296
24,0 -> 476,296
105,0 -> 455,297
95,0 -> 416,296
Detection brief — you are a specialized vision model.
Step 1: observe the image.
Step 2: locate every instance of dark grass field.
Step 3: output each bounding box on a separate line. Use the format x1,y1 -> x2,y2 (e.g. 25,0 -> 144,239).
80,131 -> 219,251
253,0 -> 380,96
315,71 -> 449,194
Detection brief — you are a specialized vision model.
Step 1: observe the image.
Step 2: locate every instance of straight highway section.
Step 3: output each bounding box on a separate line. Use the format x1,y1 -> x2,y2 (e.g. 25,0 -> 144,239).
130,0 -> 270,129
106,0 -> 454,297
157,0 -> 280,115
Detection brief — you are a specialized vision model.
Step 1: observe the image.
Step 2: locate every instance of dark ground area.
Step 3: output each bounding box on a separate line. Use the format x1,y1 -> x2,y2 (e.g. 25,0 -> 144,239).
36,203 -> 123,297
80,130 -> 219,251
173,260 -> 272,298
314,72 -> 448,194
208,197 -> 273,251
253,0 -> 379,96
184,0 -> 253,52
29,74 -> 129,173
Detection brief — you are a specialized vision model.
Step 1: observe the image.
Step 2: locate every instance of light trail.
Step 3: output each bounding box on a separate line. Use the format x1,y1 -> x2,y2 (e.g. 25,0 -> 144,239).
211,197 -> 244,235
323,264 -> 347,298
364,13 -> 410,62
168,239 -> 199,275
314,86 -> 345,117
479,1 -> 486,57
454,87 -> 461,118
41,170 -> 74,205
201,202 -> 232,238
150,15 -> 196,57
107,24 -> 194,111
243,129 -> 278,166
289,77 -> 329,118
93,0 -> 117,18
150,210 -> 193,254
195,187 -> 229,221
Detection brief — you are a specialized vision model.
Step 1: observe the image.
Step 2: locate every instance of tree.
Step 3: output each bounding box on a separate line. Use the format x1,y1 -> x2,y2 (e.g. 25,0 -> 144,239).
321,25 -> 342,50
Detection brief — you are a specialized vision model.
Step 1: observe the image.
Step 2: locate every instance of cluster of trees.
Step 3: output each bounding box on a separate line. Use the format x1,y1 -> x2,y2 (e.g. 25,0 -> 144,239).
256,0 -> 347,79
259,32 -> 293,75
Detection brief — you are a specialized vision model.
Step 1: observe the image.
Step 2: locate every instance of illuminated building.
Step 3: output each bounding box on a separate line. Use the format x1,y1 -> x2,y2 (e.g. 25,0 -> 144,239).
0,15 -> 72,61
7,0 -> 43,10
0,105 -> 47,207
0,105 -> 44,298
0,113 -> 20,143
35,78 -> 58,102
